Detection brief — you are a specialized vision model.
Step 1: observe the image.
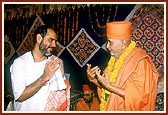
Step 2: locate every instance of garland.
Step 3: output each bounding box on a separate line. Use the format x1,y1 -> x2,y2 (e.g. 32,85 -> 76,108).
100,41 -> 136,111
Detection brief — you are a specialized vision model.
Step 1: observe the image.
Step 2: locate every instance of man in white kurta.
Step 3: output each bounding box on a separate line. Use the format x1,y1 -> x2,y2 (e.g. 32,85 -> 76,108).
9,25 -> 71,111
10,51 -> 67,111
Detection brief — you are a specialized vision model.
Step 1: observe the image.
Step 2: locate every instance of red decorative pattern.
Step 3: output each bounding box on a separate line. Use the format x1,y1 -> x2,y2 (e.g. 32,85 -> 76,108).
44,80 -> 71,111
67,28 -> 100,67
130,4 -> 164,70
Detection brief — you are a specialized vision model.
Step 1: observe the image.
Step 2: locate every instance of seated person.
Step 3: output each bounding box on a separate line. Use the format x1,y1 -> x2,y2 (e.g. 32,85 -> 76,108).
75,84 -> 100,111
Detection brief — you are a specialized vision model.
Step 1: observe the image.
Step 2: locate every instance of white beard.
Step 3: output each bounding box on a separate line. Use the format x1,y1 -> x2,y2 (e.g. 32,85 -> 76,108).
110,51 -> 114,56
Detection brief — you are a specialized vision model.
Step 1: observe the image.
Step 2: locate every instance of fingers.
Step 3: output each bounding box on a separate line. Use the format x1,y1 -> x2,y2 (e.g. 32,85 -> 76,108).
95,69 -> 101,75
95,69 -> 103,81
86,64 -> 91,70
89,66 -> 99,73
104,71 -> 108,77
46,57 -> 60,71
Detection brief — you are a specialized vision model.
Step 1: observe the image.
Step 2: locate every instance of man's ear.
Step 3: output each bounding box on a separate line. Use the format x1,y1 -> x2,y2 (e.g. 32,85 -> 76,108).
121,40 -> 127,44
121,40 -> 127,50
36,34 -> 42,43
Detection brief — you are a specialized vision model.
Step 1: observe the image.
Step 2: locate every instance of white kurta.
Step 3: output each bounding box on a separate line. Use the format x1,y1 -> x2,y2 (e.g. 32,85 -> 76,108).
10,51 -> 66,111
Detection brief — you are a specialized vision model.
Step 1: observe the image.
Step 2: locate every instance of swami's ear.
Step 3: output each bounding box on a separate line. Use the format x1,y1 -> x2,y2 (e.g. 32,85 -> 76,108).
36,34 -> 42,43
121,40 -> 127,50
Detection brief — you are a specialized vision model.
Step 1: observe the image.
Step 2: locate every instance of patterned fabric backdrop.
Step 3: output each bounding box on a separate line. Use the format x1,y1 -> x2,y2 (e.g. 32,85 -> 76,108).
128,4 -> 164,70
4,35 -> 15,64
66,28 -> 100,67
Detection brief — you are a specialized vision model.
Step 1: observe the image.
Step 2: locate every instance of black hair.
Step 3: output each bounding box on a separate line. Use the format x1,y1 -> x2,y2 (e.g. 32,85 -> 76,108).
33,25 -> 48,43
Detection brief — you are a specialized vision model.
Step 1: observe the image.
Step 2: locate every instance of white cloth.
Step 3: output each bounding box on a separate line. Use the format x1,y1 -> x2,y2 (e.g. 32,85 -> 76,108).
49,68 -> 66,91
10,51 -> 66,111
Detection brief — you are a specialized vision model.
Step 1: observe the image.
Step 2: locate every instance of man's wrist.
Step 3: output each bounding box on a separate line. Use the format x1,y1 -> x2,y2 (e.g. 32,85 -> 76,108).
39,77 -> 49,85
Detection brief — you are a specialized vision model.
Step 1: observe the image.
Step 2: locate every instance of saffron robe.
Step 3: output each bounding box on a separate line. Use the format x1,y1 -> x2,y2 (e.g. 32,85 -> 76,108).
75,97 -> 100,111
98,47 -> 159,111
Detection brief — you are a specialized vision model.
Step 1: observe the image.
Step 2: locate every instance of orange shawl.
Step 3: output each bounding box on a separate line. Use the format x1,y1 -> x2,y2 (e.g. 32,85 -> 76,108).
98,47 -> 159,111
75,97 -> 100,111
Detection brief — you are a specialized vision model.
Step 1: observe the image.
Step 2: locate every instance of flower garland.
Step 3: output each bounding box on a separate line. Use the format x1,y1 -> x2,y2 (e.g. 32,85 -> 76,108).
100,41 -> 136,111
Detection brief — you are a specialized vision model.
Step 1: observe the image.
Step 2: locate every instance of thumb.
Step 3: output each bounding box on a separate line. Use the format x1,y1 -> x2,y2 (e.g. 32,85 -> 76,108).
104,71 -> 109,80
104,71 -> 108,77
86,64 -> 91,69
